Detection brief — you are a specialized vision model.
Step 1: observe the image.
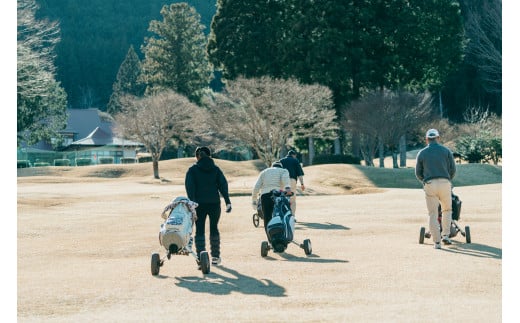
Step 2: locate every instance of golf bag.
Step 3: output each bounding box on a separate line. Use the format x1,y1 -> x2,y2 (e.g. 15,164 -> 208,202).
159,197 -> 197,254
438,192 -> 462,221
266,190 -> 295,253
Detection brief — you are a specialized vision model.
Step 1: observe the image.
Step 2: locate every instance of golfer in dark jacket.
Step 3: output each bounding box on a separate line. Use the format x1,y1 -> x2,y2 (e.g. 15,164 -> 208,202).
279,150 -> 305,216
185,146 -> 232,265
415,129 -> 456,249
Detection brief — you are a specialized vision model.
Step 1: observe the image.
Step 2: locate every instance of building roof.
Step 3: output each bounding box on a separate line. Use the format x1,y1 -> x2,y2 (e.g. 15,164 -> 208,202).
61,108 -> 113,139
67,127 -> 143,147
20,108 -> 144,152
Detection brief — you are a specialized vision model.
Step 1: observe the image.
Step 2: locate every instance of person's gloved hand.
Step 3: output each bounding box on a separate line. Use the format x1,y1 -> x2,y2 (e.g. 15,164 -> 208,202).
226,204 -> 232,213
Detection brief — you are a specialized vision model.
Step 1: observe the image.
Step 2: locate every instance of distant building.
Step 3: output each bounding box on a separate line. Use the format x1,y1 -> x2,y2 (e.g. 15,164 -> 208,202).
18,108 -> 144,166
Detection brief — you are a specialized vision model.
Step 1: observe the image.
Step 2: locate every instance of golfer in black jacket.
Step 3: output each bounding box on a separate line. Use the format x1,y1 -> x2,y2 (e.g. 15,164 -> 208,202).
185,146 -> 232,265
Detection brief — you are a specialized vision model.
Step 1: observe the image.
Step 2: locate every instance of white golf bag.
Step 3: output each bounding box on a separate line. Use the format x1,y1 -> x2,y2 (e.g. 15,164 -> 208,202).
159,197 -> 198,254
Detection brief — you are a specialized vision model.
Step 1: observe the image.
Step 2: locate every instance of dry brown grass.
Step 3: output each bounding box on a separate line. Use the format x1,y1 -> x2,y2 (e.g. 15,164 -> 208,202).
17,157 -> 501,193
16,157 -> 503,322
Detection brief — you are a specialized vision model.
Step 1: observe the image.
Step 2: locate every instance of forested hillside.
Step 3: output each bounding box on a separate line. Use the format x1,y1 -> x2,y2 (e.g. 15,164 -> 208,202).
35,0 -> 216,110
34,0 -> 500,122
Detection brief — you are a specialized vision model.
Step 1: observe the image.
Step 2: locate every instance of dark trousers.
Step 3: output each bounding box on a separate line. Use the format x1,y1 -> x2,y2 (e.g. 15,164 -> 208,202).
194,203 -> 221,258
261,193 -> 275,238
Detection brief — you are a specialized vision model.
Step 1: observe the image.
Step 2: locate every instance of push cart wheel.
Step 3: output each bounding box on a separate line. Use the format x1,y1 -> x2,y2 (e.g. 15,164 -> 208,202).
261,241 -> 269,257
151,253 -> 161,276
253,213 -> 260,227
199,251 -> 210,274
449,224 -> 458,238
419,227 -> 425,244
303,239 -> 312,255
465,226 -> 471,243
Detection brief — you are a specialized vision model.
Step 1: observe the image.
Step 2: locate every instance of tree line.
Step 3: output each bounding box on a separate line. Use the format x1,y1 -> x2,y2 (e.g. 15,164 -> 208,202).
18,0 -> 502,177
31,0 -> 500,121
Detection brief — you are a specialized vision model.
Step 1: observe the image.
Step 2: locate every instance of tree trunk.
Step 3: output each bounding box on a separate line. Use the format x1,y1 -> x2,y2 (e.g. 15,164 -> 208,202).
177,145 -> 184,158
362,150 -> 373,166
392,151 -> 399,168
399,135 -> 407,167
153,159 -> 160,179
308,137 -> 315,166
439,90 -> 443,118
334,137 -> 341,155
352,132 -> 360,158
378,141 -> 385,168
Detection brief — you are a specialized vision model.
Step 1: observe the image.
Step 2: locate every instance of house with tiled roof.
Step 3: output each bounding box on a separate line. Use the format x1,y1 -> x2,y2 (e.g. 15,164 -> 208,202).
18,108 -> 144,166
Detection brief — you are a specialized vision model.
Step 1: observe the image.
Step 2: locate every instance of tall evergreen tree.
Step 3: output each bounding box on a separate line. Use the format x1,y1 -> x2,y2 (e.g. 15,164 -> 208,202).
18,0 -> 67,146
141,3 -> 213,104
394,0 -> 465,92
107,46 -> 145,115
208,0 -> 285,80
209,0 -> 465,107
281,0 -> 358,106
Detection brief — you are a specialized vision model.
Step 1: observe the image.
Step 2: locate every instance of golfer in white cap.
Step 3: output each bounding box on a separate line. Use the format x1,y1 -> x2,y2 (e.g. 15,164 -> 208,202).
415,129 -> 457,249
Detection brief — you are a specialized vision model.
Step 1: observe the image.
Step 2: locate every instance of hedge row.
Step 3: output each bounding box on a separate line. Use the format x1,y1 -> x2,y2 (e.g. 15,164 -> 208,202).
54,159 -> 70,166
17,160 -> 31,168
137,156 -> 153,163
121,157 -> 137,164
19,157 -> 151,167
75,158 -> 92,166
98,157 -> 114,164
312,154 -> 361,165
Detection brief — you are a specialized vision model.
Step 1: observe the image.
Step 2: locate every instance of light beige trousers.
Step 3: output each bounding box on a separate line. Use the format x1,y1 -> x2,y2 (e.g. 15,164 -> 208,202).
423,178 -> 453,243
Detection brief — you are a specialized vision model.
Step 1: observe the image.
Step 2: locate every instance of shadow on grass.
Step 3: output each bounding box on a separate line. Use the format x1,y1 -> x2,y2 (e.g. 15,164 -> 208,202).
273,252 -> 349,264
261,243 -> 349,264
355,163 -> 501,188
295,221 -> 350,231
173,265 -> 287,296
441,242 -> 502,259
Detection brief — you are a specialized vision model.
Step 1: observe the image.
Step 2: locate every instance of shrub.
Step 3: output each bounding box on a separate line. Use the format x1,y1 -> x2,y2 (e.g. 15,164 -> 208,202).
312,154 -> 361,165
34,162 -> 50,167
17,160 -> 31,168
54,159 -> 71,166
121,157 -> 137,164
455,134 -> 502,164
483,138 -> 502,165
75,158 -> 92,166
98,157 -> 114,164
137,156 -> 153,163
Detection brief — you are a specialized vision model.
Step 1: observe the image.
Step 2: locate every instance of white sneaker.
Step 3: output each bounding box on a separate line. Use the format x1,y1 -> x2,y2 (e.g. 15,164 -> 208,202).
434,242 -> 441,249
442,236 -> 452,245
211,257 -> 221,265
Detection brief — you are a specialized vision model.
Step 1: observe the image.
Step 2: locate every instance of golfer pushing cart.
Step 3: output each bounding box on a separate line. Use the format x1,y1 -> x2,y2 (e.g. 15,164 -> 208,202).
251,161 -> 312,257
151,197 -> 211,275
419,192 -> 471,244
260,190 -> 312,257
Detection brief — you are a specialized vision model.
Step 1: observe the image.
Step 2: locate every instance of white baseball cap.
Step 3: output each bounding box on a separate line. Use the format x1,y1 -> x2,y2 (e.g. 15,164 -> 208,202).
426,128 -> 440,138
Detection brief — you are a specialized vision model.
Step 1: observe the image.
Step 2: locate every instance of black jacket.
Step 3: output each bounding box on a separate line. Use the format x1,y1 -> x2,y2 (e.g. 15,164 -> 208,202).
279,156 -> 304,180
185,156 -> 231,205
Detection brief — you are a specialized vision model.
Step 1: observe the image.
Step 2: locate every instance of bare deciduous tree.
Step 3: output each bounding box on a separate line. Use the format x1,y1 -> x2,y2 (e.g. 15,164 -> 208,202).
205,76 -> 338,166
342,89 -> 434,168
462,0 -> 501,94
17,0 -> 67,146
114,90 -> 207,179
